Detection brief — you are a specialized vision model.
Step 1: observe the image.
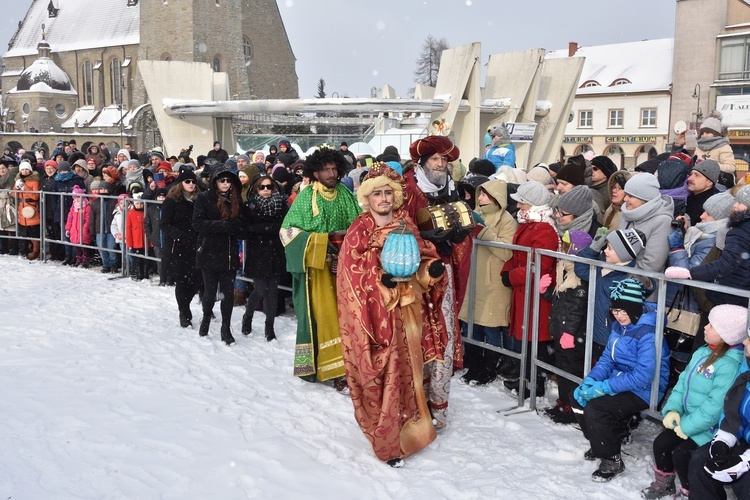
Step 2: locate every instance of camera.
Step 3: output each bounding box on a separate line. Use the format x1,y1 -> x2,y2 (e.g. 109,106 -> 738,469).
671,218 -> 683,229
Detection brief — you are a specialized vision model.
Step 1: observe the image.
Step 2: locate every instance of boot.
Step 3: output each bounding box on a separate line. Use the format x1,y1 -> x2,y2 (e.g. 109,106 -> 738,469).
265,323 -> 276,342
460,342 -> 482,383
498,357 -> 520,382
242,312 -> 253,336
674,485 -> 689,499
640,467 -> 676,499
233,289 -> 247,307
27,240 -> 40,260
199,316 -> 211,337
550,404 -> 577,425
179,310 -> 192,328
473,350 -> 500,386
220,322 -> 235,345
591,455 -> 625,482
80,255 -> 90,269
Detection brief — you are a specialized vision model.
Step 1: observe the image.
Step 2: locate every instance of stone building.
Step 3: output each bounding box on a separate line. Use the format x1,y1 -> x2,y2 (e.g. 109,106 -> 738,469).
1,0 -> 298,156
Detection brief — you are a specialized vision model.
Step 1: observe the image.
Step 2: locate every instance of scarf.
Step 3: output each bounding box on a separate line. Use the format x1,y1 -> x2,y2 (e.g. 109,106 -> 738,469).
249,190 -> 286,218
54,171 -> 75,182
620,195 -> 663,223
311,181 -> 338,217
517,204 -> 555,227
697,136 -> 730,152
684,218 -> 724,255
125,167 -> 144,187
556,208 -> 594,235
73,196 -> 88,212
414,166 -> 455,196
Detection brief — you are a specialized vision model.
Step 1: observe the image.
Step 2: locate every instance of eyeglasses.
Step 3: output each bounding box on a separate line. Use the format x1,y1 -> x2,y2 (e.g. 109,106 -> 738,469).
610,308 -> 628,316
555,208 -> 572,217
216,178 -> 231,184
258,184 -> 273,191
183,179 -> 196,185
592,166 -> 600,172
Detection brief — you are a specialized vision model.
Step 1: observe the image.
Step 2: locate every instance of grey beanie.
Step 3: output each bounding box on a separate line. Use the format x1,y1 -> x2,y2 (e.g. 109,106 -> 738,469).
237,154 -> 251,164
527,165 -> 554,186
624,173 -> 660,201
89,179 -> 102,191
700,117 -> 723,136
703,191 -> 735,220
692,159 -> 721,185
736,185 -> 750,208
606,228 -> 646,262
510,181 -> 550,207
557,184 -> 593,216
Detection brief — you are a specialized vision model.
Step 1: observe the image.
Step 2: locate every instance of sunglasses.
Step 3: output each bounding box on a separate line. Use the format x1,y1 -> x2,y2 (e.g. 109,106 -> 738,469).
216,178 -> 231,184
258,184 -> 273,191
183,179 -> 196,184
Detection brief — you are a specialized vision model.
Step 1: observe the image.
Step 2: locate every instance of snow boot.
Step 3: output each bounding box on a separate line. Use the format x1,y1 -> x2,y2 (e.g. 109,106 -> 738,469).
199,316 -> 210,337
27,240 -> 40,260
242,312 -> 253,336
80,255 -> 91,269
640,467 -> 676,499
498,357 -> 520,382
265,323 -> 276,342
584,448 -> 596,461
551,404 -> 577,425
592,455 -> 625,482
460,342 -> 482,383
473,350 -> 500,386
544,399 -> 565,418
386,458 -> 404,468
179,310 -> 192,328
220,322 -> 235,346
674,485 -> 688,499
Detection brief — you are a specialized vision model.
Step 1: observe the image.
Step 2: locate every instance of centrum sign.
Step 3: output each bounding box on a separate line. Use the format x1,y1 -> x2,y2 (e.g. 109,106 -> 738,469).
605,136 -> 657,143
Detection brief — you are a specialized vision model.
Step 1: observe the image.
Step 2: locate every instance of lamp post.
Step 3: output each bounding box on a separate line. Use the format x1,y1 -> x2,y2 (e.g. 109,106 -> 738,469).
692,84 -> 702,126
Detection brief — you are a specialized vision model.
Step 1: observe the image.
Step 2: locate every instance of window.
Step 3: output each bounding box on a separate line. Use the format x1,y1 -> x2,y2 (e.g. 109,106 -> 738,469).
611,78 -> 631,86
55,103 -> 66,118
581,80 -> 600,88
719,36 -> 750,80
110,58 -> 122,105
22,103 -> 30,115
212,57 -> 221,72
82,61 -> 93,106
242,36 -> 252,66
578,110 -> 592,128
641,108 -> 657,127
609,109 -> 623,128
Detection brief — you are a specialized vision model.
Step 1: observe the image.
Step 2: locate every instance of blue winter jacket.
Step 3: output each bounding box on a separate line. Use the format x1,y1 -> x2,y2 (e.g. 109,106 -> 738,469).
483,142 -> 516,169
574,245 -> 634,346
716,360 -> 750,446
662,344 -> 744,446
588,306 -> 671,405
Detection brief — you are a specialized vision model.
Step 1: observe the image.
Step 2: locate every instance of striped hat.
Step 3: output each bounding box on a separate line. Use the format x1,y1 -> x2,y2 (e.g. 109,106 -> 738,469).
610,278 -> 645,325
606,228 -> 646,262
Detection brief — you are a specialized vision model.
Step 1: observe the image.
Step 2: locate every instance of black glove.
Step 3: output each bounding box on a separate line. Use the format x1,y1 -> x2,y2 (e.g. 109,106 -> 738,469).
449,226 -> 468,244
704,454 -> 750,483
327,242 -> 340,255
710,439 -> 731,459
420,227 -> 454,244
501,270 -> 511,288
381,273 -> 397,288
428,260 -> 445,278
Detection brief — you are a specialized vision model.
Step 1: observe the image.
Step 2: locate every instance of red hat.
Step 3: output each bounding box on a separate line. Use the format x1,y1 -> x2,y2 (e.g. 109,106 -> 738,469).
44,159 -> 58,171
104,166 -> 120,181
156,161 -> 172,174
409,135 -> 460,163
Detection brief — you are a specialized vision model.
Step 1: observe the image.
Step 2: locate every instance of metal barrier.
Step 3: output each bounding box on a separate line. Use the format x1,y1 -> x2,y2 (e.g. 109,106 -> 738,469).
466,237 -> 750,418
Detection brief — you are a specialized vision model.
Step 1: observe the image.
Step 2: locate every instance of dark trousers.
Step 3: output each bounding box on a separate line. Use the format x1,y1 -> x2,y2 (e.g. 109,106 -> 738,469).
245,276 -> 280,328
17,224 -> 39,256
48,221 -> 64,260
556,341 -> 605,406
0,229 -> 18,254
175,268 -> 203,319
571,391 -> 648,458
201,269 -> 235,325
688,442 -> 750,499
652,428 -> 698,488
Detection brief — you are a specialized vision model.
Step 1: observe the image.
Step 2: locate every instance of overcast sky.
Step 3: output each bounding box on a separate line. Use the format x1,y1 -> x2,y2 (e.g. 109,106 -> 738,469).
2,0 -> 676,99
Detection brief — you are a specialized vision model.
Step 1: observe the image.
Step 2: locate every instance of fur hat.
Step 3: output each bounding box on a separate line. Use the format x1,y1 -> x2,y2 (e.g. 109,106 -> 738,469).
376,145 -> 401,163
610,278 -> 645,325
691,159 -> 721,185
606,228 -> 646,262
708,304 -> 749,346
736,185 -> 750,209
510,181 -> 550,207
471,159 -> 496,177
624,173 -> 660,201
555,156 -> 586,186
700,117 -> 723,137
557,185 -> 592,216
591,156 -> 617,179
703,191 -> 735,220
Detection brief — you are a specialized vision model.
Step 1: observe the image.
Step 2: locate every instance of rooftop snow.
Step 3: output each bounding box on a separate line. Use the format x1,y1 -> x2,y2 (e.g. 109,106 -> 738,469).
4,0 -> 139,58
11,57 -> 75,93
546,38 -> 673,94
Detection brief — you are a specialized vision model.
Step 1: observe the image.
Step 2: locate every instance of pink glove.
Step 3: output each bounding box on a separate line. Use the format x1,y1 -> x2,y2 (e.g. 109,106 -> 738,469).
539,274 -> 552,293
665,266 -> 692,280
559,333 -> 575,349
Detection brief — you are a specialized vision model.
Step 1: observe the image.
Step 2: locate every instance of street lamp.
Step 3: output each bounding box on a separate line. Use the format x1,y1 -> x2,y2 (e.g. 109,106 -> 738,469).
692,84 -> 703,125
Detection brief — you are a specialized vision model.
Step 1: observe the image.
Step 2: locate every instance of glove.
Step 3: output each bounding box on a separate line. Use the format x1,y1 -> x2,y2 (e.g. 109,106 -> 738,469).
450,226 -> 468,244
15,179 -> 24,189
420,227 -> 454,244
704,453 -> 750,483
381,273 -> 397,289
65,230 -> 70,238
573,386 -> 588,407
664,266 -> 692,280
559,333 -> 575,349
589,226 -> 609,252
538,274 -> 552,294
662,411 -> 681,430
674,425 -> 688,440
710,429 -> 739,459
668,229 -> 685,251
580,380 -> 611,400
428,260 -> 445,278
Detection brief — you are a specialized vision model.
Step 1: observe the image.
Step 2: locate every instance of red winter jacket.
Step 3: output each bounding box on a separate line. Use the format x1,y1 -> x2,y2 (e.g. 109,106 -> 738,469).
126,208 -> 151,249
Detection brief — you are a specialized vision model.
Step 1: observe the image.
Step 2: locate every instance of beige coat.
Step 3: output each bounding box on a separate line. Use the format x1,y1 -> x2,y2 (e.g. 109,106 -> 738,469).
695,142 -> 736,174
458,179 -> 517,327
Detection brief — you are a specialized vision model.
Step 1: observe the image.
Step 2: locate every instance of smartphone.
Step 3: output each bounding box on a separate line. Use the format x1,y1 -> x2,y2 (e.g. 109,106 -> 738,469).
685,130 -> 698,150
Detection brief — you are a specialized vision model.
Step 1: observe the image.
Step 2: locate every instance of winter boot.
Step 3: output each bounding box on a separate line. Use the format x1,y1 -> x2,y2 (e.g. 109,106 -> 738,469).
233,289 -> 248,307
80,255 -> 91,269
220,322 -> 235,346
551,404 -> 577,425
135,265 -> 144,281
27,240 -> 40,260
473,350 -> 500,386
199,316 -> 211,337
242,312 -> 253,336
592,455 -> 625,482
498,357 -> 520,382
179,310 -> 192,328
640,467 -> 676,499
265,322 -> 276,342
543,399 -> 565,419
460,342 -> 482,383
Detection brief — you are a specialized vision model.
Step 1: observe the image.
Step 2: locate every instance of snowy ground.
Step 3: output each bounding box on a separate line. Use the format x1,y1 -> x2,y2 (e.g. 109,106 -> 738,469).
1,255 -> 673,499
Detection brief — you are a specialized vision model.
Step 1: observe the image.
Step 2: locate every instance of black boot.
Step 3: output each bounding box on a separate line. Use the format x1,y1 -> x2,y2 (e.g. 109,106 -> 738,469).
221,322 -> 235,345
199,316 -> 210,337
498,357 -> 520,381
460,342 -> 482,383
592,455 -> 625,482
242,312 -> 253,336
473,350 -> 500,386
179,310 -> 192,328
265,323 -> 276,342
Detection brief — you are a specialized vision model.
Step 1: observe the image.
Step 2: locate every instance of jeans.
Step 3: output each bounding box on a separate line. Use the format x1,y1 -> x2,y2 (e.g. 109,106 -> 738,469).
96,233 -> 117,267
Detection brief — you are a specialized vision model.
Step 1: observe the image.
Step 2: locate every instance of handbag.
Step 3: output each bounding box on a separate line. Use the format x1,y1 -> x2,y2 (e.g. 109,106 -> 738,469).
666,287 -> 701,337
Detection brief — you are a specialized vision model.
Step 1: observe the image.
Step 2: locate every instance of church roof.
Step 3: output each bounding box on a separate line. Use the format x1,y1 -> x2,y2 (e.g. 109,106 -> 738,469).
11,53 -> 76,94
4,0 -> 139,58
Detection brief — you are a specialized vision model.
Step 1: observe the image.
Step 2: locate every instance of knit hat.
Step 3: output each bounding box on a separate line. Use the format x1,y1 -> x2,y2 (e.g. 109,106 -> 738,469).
555,156 -> 586,186
624,173 -> 660,201
510,181 -> 550,207
44,159 -> 58,171
736,185 -> 750,208
176,168 -> 197,184
609,278 -> 645,324
557,185 -> 592,216
703,191 -> 735,220
691,159 -> 721,185
699,117 -> 723,137
57,161 -> 71,172
252,152 -> 265,163
89,179 -> 102,191
471,159 -> 496,177
566,230 -> 593,255
708,304 -> 749,346
18,161 -> 33,172
117,149 -> 130,161
272,167 -> 293,184
98,180 -> 112,191
72,185 -> 85,195
104,165 -> 120,181
591,156 -> 617,179
150,150 -> 165,161
154,187 -> 168,198
526,165 -> 555,186
607,228 -> 646,262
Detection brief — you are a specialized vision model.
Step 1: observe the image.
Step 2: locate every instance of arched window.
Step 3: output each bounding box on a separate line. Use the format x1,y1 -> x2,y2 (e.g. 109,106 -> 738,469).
242,36 -> 252,66
82,61 -> 93,106
581,80 -> 600,88
110,58 -> 122,105
212,56 -> 221,72
611,78 -> 631,86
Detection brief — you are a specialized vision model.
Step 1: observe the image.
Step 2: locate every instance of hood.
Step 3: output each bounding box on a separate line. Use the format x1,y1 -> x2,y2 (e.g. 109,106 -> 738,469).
16,170 -> 41,182
477,179 -> 509,214
209,165 -> 243,194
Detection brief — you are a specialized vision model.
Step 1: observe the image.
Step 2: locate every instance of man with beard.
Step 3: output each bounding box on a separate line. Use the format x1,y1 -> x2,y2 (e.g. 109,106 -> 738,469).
280,146 -> 360,392
337,163 -> 446,467
402,135 -> 472,429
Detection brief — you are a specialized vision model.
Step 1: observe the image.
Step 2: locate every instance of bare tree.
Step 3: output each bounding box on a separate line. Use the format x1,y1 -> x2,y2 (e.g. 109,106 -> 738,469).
413,35 -> 449,87
316,77 -> 326,98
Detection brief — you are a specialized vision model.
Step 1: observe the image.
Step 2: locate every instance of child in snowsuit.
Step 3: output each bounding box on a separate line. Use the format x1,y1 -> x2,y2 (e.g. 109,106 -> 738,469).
65,185 -> 92,267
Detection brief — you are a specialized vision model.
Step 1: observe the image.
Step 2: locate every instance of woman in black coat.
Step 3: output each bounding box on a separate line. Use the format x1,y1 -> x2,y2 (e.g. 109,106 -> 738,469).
161,169 -> 203,328
192,166 -> 248,344
241,173 -> 288,341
